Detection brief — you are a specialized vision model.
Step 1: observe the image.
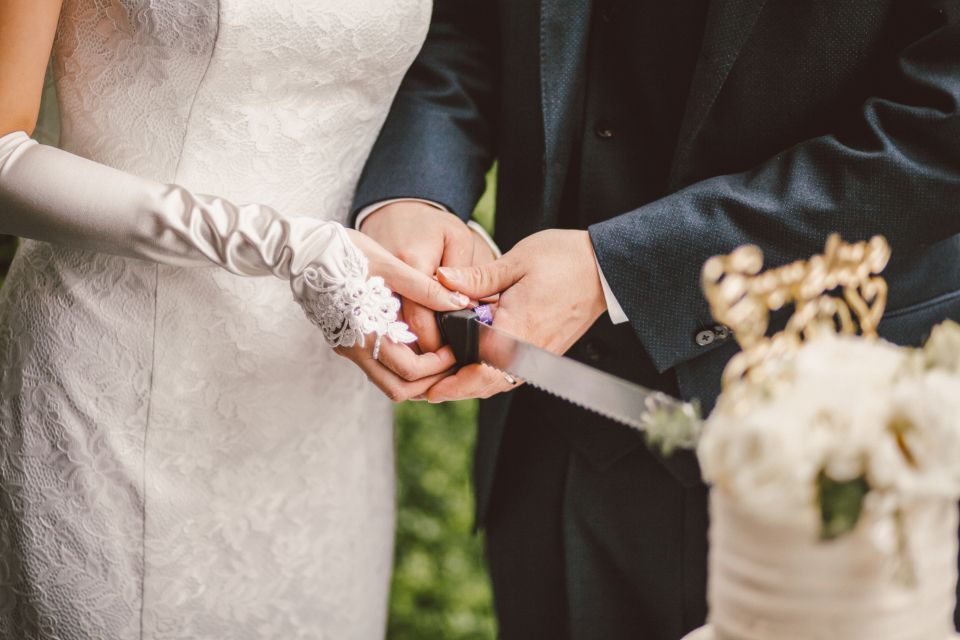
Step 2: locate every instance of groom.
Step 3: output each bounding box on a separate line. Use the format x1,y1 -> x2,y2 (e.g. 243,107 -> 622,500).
353,1 -> 960,638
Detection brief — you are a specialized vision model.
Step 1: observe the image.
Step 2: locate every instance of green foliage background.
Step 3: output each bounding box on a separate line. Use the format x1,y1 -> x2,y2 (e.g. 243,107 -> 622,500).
0,170 -> 499,639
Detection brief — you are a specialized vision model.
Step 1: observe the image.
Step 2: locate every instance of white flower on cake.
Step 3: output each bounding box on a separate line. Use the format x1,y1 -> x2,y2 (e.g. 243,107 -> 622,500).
883,370 -> 960,498
922,320 -> 960,374
698,322 -> 960,554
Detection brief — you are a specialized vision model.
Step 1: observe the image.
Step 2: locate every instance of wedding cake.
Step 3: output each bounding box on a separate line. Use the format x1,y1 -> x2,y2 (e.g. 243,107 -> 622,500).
686,493 -> 958,640
677,236 -> 960,640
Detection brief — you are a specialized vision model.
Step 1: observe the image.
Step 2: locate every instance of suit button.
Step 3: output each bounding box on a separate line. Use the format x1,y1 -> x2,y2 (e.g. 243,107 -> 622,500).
600,5 -> 614,22
594,122 -> 614,139
695,329 -> 716,347
714,324 -> 731,341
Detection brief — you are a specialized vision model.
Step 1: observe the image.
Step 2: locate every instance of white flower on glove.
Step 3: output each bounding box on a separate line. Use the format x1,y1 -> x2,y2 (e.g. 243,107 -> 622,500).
294,229 -> 416,349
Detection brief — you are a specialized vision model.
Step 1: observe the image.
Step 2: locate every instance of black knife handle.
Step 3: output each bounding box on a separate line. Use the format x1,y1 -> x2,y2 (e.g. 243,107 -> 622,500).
436,309 -> 481,365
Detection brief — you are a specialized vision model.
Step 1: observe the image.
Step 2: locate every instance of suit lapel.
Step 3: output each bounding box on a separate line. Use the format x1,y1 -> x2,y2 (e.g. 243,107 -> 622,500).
669,0 -> 768,189
540,0 -> 593,220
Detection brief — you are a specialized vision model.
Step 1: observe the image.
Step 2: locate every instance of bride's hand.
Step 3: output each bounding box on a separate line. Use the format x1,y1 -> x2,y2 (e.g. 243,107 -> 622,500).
337,229 -> 469,402
346,229 -> 471,314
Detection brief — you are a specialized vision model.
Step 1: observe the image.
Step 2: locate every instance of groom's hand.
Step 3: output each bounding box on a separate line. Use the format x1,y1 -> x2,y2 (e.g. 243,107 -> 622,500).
360,201 -> 482,354
425,229 -> 608,402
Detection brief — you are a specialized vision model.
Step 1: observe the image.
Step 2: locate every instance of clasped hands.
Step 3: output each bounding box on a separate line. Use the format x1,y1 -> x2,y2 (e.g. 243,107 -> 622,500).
337,201 -> 608,403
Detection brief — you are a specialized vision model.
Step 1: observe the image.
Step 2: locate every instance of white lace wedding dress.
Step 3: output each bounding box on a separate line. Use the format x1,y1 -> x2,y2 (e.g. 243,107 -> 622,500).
0,0 -> 431,637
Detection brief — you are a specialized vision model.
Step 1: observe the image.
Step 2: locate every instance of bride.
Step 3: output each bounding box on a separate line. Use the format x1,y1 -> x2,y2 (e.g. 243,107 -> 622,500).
0,0 -> 477,637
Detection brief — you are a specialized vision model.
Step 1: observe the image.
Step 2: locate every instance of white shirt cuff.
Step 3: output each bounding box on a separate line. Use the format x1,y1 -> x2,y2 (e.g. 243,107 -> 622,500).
466,220 -> 501,258
595,256 -> 629,324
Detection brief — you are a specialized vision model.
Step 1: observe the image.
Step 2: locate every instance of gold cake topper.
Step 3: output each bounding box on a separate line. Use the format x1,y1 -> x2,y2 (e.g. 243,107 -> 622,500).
702,234 -> 891,389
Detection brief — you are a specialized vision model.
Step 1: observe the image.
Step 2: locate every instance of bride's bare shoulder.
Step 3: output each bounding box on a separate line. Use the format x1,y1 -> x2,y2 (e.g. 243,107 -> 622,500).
0,0 -> 63,137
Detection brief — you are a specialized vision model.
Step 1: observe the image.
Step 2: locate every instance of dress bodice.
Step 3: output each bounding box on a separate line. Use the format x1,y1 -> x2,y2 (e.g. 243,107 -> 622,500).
53,0 -> 431,218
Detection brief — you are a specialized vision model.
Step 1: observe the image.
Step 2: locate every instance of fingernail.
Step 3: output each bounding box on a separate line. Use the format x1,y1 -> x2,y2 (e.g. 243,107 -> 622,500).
438,267 -> 460,284
450,292 -> 469,307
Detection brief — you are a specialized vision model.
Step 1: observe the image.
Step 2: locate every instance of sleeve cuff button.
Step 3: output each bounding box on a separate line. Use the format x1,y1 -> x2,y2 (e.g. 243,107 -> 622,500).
695,329 -> 716,347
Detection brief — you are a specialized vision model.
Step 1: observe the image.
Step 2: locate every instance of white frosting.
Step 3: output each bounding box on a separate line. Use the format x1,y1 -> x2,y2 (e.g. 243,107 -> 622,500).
702,491 -> 958,640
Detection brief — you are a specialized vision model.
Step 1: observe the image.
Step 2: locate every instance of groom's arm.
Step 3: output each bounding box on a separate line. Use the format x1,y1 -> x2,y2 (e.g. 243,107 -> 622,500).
352,0 -> 499,222
425,2 -> 960,403
349,0 -> 501,358
590,3 -> 960,374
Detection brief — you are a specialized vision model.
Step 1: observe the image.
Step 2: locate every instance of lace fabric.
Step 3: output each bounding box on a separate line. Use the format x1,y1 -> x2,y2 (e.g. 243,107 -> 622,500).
293,226 -> 416,349
0,0 -> 432,638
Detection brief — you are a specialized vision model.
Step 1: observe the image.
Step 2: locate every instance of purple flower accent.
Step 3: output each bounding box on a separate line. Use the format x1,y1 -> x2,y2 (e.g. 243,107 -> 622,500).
474,304 -> 495,325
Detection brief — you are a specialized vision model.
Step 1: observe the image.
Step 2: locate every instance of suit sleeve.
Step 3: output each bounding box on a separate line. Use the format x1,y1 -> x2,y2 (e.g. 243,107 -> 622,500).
589,4 -> 960,374
352,0 -> 499,222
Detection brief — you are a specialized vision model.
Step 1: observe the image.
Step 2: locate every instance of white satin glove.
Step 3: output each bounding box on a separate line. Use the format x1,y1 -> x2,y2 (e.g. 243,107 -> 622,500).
0,131 -> 459,348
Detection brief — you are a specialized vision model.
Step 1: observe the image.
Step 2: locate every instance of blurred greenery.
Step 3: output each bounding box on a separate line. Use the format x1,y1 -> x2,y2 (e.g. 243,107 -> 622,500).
0,168 -> 499,638
390,401 -> 496,639
473,169 -> 497,236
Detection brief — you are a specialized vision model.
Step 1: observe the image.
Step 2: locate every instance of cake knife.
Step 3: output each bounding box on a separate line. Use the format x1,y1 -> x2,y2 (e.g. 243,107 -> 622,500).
436,306 -> 698,432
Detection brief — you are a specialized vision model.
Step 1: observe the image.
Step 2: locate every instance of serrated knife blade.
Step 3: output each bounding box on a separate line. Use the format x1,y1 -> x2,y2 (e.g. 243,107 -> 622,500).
437,307 -> 694,431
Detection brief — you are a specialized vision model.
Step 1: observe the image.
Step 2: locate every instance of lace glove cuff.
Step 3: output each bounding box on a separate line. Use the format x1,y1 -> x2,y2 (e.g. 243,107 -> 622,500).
293,225 -> 415,348
0,131 -> 412,349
